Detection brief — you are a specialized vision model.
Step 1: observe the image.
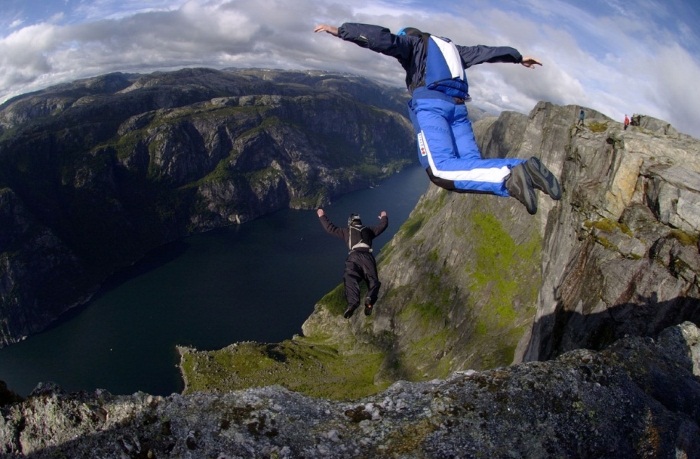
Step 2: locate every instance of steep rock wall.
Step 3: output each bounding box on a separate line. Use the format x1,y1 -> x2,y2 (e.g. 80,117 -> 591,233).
520,103 -> 700,361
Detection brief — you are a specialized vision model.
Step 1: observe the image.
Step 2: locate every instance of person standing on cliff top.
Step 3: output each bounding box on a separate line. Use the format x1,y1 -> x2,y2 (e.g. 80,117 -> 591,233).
317,208 -> 388,318
314,22 -> 561,215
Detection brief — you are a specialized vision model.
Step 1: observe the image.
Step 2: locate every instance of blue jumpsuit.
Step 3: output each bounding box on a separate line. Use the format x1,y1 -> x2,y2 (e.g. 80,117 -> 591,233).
337,23 -> 526,196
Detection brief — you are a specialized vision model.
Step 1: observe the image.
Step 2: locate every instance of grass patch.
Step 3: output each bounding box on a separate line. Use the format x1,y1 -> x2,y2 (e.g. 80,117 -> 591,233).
670,229 -> 699,246
394,303 -> 454,380
467,211 -> 540,326
399,213 -> 425,239
588,121 -> 608,133
179,339 -> 388,401
317,284 -> 349,316
584,218 -> 632,236
458,210 -> 541,369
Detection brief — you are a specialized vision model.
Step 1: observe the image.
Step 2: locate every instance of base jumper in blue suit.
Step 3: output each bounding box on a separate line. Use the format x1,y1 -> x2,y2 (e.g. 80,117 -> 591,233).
314,23 -> 561,214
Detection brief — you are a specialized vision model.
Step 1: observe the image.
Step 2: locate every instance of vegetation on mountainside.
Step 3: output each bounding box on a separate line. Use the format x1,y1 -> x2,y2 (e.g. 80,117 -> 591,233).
179,338 -> 389,401
465,210 -> 540,367
587,121 -> 608,133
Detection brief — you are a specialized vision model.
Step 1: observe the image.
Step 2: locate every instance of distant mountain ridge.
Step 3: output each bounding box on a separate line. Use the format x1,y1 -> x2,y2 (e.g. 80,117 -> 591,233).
0,68 -> 415,347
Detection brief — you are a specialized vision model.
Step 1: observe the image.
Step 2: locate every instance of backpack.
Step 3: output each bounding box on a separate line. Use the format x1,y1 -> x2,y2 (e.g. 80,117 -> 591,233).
348,223 -> 372,252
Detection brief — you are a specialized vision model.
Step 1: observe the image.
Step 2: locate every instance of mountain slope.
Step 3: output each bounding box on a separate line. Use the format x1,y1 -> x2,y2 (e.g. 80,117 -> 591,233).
180,102 -> 700,399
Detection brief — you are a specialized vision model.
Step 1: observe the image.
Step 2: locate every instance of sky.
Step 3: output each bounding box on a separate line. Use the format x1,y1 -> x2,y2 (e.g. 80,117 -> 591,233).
1,0 -> 699,138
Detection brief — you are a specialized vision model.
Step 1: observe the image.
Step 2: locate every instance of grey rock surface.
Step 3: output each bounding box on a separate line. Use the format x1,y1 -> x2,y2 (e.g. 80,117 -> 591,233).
2,322 -> 699,458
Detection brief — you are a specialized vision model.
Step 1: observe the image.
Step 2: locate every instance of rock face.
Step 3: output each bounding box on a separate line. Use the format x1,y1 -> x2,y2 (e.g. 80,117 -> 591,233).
185,102 -> 699,395
519,104 -> 700,362
300,102 -> 700,378
1,322 -> 699,457
0,68 -> 414,347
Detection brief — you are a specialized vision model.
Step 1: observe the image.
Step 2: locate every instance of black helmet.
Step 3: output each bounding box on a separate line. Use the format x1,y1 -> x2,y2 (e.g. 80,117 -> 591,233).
348,213 -> 362,226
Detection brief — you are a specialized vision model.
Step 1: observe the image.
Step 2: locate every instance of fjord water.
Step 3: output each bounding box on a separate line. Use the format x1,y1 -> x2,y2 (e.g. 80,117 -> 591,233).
0,166 -> 428,397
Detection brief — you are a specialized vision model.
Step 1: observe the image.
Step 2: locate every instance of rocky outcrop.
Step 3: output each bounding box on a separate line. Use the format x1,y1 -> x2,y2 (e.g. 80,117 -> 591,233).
2,321 -> 699,457
0,68 -> 414,347
316,102 -> 700,376
520,104 -> 700,362
179,102 -> 699,403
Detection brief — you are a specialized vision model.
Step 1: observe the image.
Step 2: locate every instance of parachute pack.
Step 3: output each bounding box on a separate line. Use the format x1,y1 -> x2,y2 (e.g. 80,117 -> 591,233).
347,214 -> 372,252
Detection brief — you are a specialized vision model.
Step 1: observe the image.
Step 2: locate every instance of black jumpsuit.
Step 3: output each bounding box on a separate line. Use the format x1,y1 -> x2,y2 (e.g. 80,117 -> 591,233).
318,214 -> 388,313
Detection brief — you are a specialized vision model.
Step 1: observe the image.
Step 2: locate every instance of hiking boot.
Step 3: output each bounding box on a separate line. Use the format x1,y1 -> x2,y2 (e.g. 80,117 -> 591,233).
506,164 -> 537,215
364,303 -> 373,316
524,157 -> 561,200
343,306 -> 357,319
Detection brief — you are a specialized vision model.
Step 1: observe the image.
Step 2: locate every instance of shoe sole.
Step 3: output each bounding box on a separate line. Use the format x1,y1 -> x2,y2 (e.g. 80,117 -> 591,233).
525,157 -> 561,200
507,165 -> 537,215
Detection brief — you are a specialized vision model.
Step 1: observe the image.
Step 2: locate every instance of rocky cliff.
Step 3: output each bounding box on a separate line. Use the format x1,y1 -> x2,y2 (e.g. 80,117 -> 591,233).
0,68 -> 414,347
178,102 -> 699,397
1,101 -> 699,457
521,106 -> 700,362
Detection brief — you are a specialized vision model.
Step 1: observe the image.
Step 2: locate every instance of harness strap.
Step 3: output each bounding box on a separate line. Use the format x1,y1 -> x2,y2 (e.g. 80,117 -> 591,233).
408,32 -> 431,93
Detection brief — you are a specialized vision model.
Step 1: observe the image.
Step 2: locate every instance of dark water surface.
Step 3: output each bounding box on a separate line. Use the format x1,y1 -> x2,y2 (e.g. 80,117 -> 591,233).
0,166 -> 428,397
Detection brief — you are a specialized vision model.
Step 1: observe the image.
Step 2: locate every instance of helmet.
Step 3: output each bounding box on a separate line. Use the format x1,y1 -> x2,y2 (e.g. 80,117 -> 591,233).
348,213 -> 362,226
397,27 -> 422,37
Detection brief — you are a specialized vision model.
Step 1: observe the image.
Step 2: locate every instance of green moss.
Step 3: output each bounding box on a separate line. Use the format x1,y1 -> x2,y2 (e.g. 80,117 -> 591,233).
584,219 -> 632,236
427,249 -> 440,263
467,211 -> 540,326
377,242 -> 395,263
459,210 -> 540,369
400,300 -> 443,324
399,213 -> 425,239
317,284 -> 348,316
583,218 -> 643,252
396,301 -> 455,380
594,236 -> 618,251
180,339 -> 389,400
394,190 -> 447,242
588,121 -> 608,133
669,229 -> 699,246
474,320 -> 489,336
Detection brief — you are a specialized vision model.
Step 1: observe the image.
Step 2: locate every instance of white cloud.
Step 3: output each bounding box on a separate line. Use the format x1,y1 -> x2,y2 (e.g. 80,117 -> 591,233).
0,24 -> 59,88
9,19 -> 25,29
